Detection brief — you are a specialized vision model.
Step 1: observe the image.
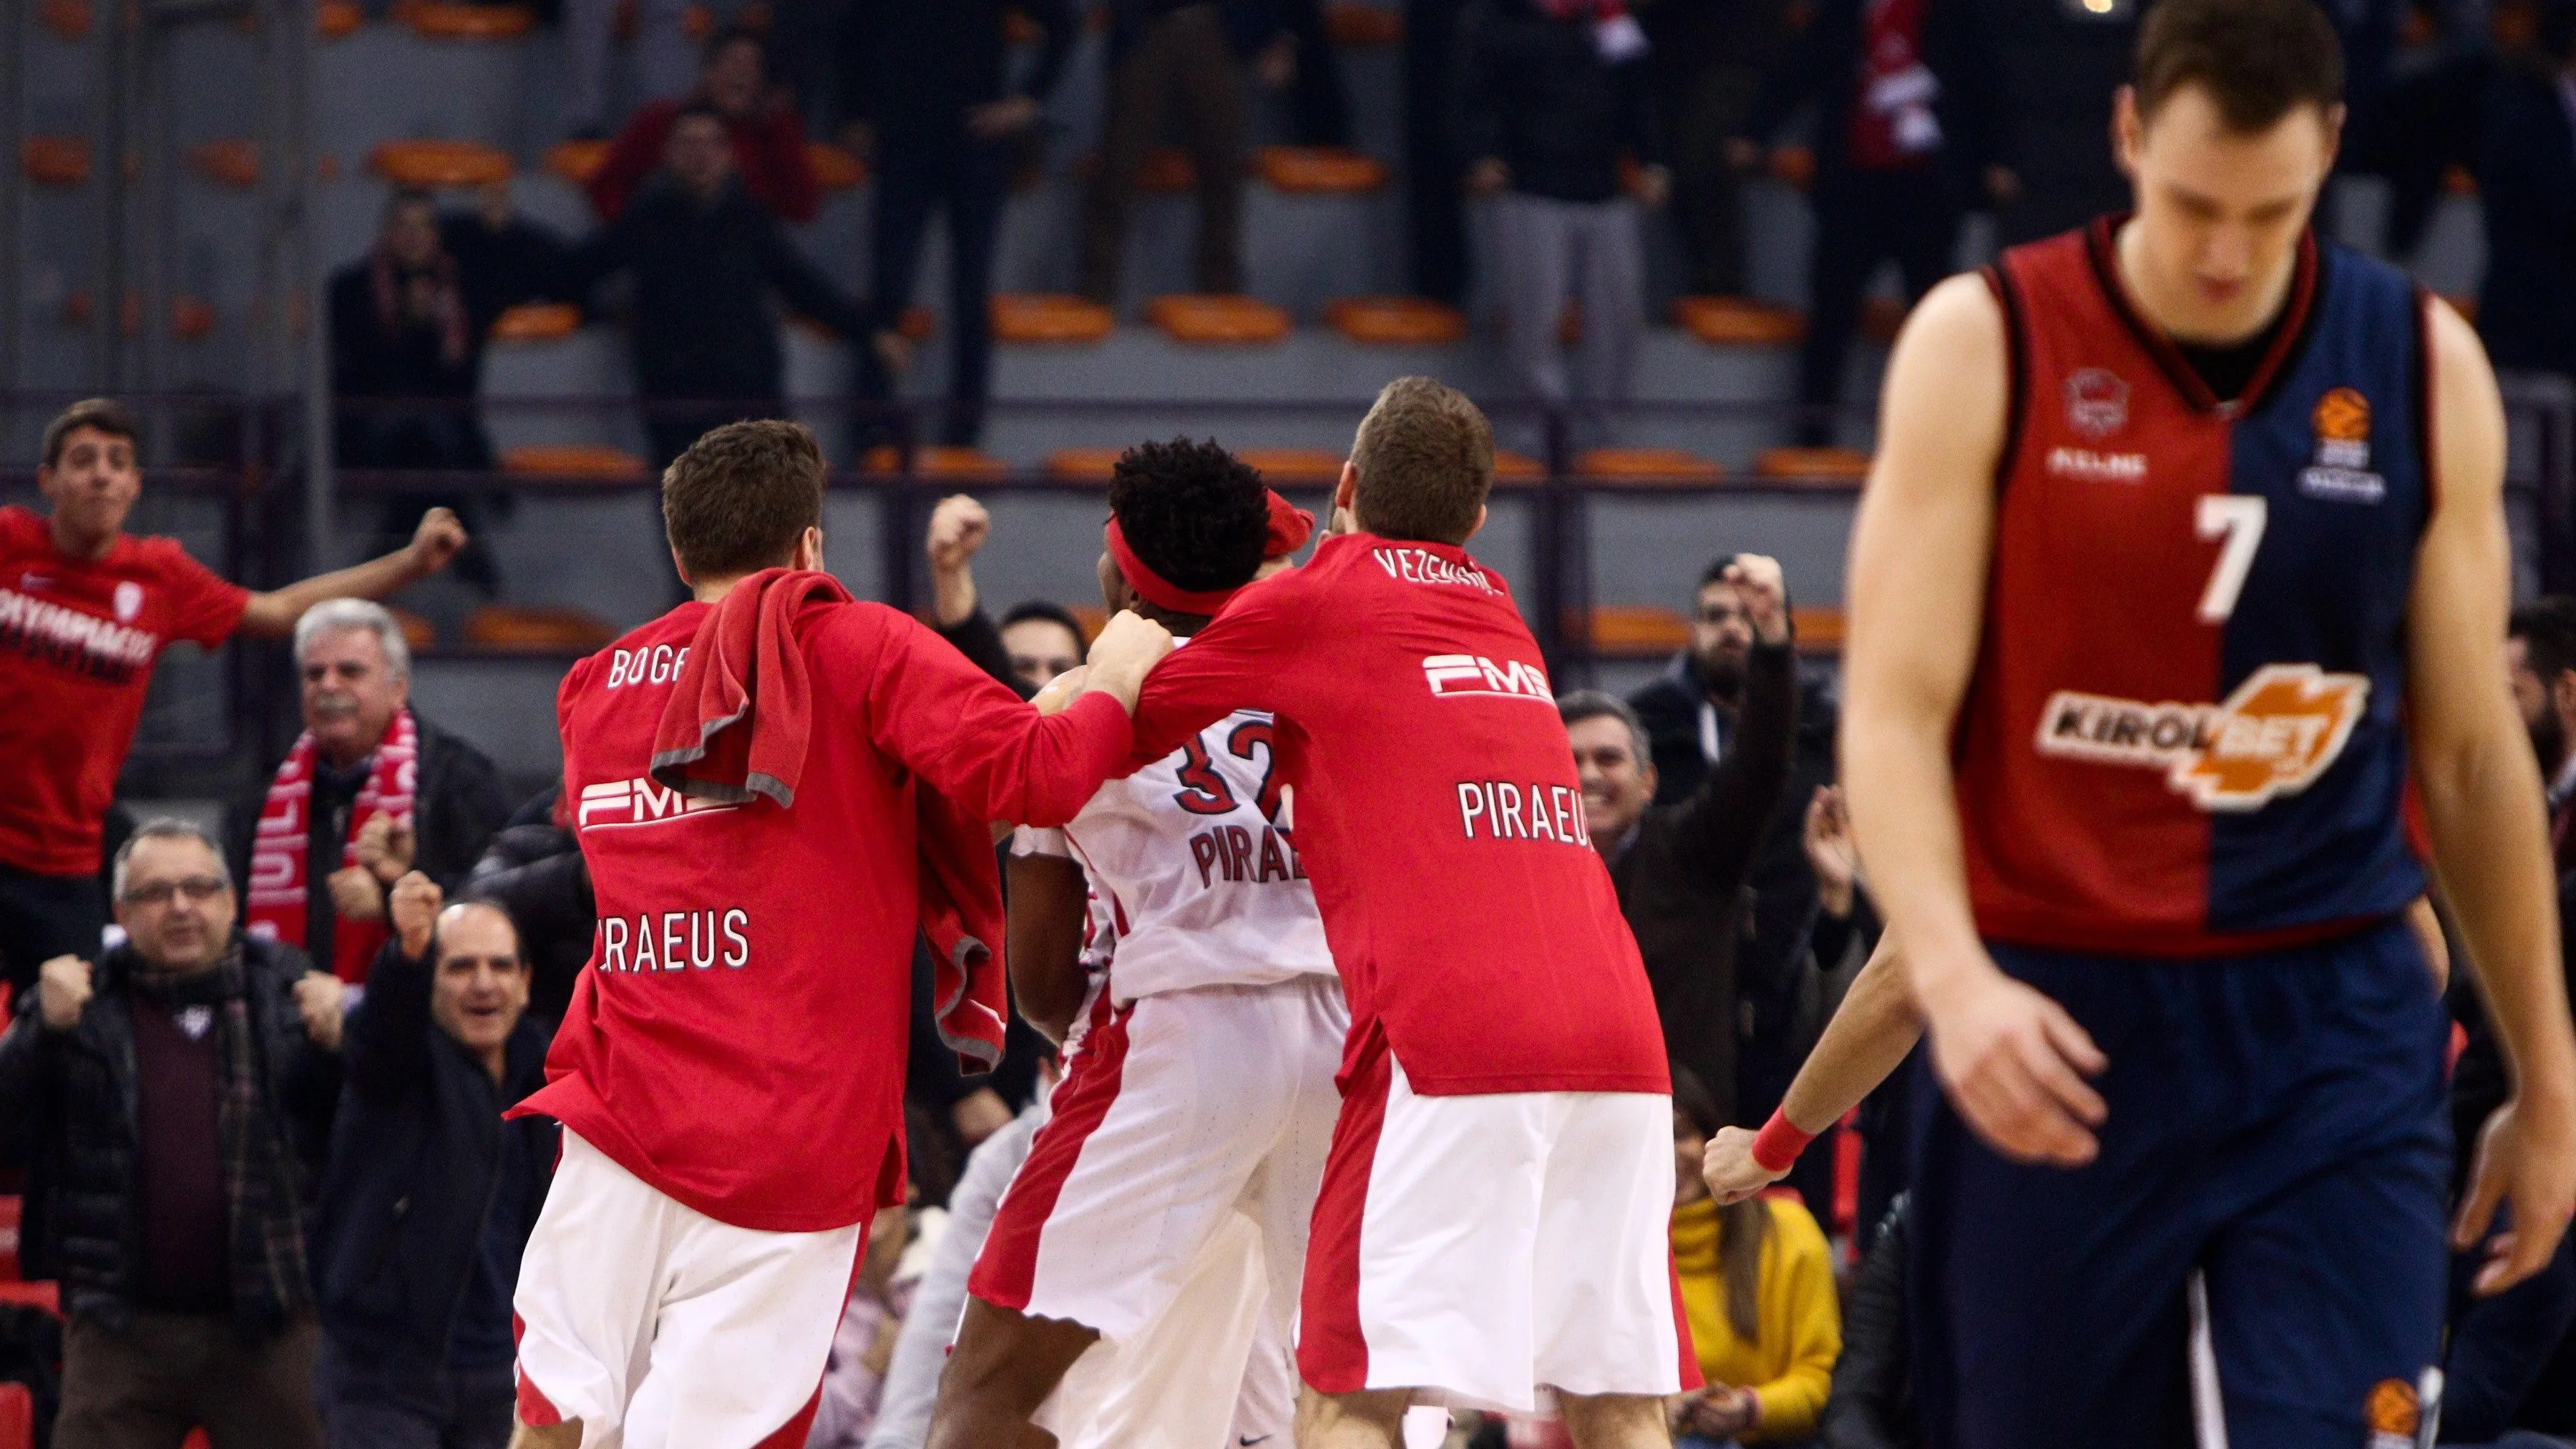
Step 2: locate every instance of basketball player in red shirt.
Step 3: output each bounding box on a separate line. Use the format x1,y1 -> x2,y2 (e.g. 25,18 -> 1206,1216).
2,396 -> 468,997
504,421 -> 1171,1449
1838,1 -> 2576,1443
1123,379 -> 1693,1449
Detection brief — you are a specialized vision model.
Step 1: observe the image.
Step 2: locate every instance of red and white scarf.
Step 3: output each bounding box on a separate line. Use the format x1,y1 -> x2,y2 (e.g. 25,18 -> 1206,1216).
246,709 -> 419,983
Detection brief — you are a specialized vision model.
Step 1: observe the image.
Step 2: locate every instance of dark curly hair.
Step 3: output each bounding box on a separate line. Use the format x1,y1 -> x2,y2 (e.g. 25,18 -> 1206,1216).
1107,438 -> 1273,597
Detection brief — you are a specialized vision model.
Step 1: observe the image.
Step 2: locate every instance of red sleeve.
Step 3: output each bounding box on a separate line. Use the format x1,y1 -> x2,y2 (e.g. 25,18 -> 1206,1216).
588,106 -> 673,220
743,112 -> 819,224
1127,575 -> 1317,768
556,653 -> 598,779
843,609 -> 1136,827
155,542 -> 250,647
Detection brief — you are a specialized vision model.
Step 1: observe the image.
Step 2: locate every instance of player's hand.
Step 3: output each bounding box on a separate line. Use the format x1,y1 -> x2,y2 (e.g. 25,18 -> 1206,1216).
2454,1093 -> 2576,1295
293,970 -> 348,1051
328,865 -> 386,924
1080,610 -> 1176,712
406,507 -> 467,577
1919,957 -> 2107,1167
389,871 -> 444,960
354,811 -> 416,884
1802,785 -> 1858,919
37,955 -> 94,1031
1702,1124 -> 1790,1205
1724,552 -> 1790,645
1032,664 -> 1090,717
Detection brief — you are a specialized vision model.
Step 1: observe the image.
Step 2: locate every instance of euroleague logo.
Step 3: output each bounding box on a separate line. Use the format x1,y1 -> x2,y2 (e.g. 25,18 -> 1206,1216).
2034,663 -> 2371,811
2301,385 -> 2389,504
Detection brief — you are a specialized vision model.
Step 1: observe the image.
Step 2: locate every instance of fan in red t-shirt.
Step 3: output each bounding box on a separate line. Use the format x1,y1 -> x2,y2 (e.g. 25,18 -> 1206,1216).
1121,378 -> 1695,1444
0,398 -> 469,999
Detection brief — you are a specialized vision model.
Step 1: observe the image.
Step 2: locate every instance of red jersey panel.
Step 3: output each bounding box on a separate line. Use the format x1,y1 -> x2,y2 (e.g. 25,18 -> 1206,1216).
0,507 -> 249,875
1957,221 -> 2430,955
521,600 -> 1135,1232
1128,533 -> 1669,1096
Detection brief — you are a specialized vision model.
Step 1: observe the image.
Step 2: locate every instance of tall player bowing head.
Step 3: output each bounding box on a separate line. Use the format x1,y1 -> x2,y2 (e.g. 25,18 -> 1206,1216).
1125,379 -> 1694,1449
1840,1 -> 2576,1445
504,420 -> 1171,1449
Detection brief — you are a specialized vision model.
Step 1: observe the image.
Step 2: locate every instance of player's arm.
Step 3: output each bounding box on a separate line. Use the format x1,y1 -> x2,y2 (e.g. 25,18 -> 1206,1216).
1840,273 -> 2108,1169
235,507 -> 468,636
1005,849 -> 1092,1045
2406,298 -> 2576,1295
1122,576 -> 1313,769
1705,935 -> 1922,1202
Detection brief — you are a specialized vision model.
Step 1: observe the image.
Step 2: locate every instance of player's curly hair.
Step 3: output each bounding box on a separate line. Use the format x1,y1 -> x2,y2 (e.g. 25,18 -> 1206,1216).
1107,438 -> 1273,598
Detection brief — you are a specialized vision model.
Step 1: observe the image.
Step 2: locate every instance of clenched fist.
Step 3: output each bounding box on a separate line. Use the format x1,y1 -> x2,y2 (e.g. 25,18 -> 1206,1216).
1080,611 -> 1176,712
407,507 -> 468,577
293,971 -> 348,1051
389,872 -> 444,960
354,812 -> 416,884
39,955 -> 94,1031
328,865 -> 386,924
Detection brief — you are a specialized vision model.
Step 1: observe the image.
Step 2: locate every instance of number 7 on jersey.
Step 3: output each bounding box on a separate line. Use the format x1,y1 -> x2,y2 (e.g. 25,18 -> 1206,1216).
2195,494 -> 2268,624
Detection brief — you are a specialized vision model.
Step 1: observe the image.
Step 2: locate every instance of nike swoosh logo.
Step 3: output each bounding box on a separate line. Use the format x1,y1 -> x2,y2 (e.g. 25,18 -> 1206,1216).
1240,1438 -> 1272,1446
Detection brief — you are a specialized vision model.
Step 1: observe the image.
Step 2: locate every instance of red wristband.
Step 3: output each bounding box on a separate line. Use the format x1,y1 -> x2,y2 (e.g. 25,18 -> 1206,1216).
1750,1108 -> 1813,1174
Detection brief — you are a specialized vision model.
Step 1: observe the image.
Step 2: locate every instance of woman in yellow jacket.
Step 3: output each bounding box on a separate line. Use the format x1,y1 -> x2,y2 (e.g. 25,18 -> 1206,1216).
1670,1068 -> 1843,1445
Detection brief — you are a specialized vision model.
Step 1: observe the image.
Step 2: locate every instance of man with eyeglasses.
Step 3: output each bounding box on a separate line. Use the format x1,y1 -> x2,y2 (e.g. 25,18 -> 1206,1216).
0,818 -> 348,1449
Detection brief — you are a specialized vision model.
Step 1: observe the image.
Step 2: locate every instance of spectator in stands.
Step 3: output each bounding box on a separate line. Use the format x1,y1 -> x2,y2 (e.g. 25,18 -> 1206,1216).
2508,597 -> 2576,874
2474,0 -> 2576,391
1558,553 -> 1795,1121
1404,0 -> 1471,304
1456,0 -> 1670,436
0,399 -> 467,999
1277,0 -> 1356,147
563,0 -> 696,144
589,26 -> 821,225
1078,1 -> 1298,305
328,185 -> 568,595
566,104 -> 872,468
1637,0 -> 1793,297
1821,1198 -> 1916,1449
0,820 -> 346,1449
1630,555 -> 1839,1143
228,600 -> 512,986
464,787 -> 592,1028
1729,0 -> 2015,447
841,0 -> 1078,447
997,603 -> 1089,693
311,874 -> 552,1449
1669,1065 -> 1840,1444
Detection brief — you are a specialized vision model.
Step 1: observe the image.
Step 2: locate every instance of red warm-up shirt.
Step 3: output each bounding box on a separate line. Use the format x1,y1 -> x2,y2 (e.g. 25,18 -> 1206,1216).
0,507 -> 249,876
519,599 -> 1136,1232
588,99 -> 821,224
1127,533 -> 1669,1096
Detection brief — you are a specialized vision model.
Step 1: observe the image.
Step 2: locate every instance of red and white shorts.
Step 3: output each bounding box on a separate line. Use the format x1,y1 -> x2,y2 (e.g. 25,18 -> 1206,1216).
1297,1030 -> 1697,1412
512,1132 -> 866,1449
970,975 -> 1346,1406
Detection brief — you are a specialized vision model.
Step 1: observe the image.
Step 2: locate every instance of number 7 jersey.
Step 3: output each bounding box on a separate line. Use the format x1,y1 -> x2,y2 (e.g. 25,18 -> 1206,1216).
1957,219 -> 2431,956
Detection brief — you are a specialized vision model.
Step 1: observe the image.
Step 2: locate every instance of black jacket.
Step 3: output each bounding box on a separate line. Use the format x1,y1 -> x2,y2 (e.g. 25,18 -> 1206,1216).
1606,640 -> 1797,1121
2474,62 -> 2576,379
1632,653 -> 1839,1121
840,0 -> 1076,144
567,176 -> 869,403
1454,0 -> 1661,204
464,789 -> 593,1028
227,710 -> 514,960
1823,1197 -> 1913,1449
0,936 -> 338,1333
1737,0 -> 2011,184
310,938 -> 555,1378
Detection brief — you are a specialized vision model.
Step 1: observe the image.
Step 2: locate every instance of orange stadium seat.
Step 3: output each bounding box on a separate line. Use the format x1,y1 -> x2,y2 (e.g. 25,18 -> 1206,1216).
860,446 -> 1010,480
61,293 -> 210,340
1492,449 -> 1545,483
992,294 -> 1114,345
1257,146 -> 1388,193
809,142 -> 868,190
1581,605 -> 1692,658
1148,295 -> 1292,346
1769,145 -> 1817,190
1672,295 -> 1803,346
546,140 -> 610,186
1574,447 -> 1724,484
189,140 -> 260,188
1046,448 -> 1123,481
39,0 -> 89,39
1754,446 -> 1870,484
386,609 -> 437,653
370,140 -> 513,187
1322,1 -> 1404,44
1070,605 -> 1110,640
1130,147 -> 1197,193
489,303 -> 582,342
2442,163 -> 2476,195
1326,296 -> 1465,346
1236,448 -> 1345,483
1793,605 -> 1846,656
318,0 -> 363,36
24,137 -> 89,187
464,606 -> 618,652
397,1 -> 535,39
499,444 -> 648,478
171,297 -> 215,341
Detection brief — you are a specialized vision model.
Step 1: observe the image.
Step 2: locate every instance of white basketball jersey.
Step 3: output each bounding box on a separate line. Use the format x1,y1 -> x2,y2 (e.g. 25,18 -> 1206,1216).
1015,702 -> 1334,1005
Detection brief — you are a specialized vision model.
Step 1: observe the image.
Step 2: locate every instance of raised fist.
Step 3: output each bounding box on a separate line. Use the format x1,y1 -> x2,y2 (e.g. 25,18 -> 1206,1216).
408,507 -> 468,575
38,955 -> 93,1031
389,871 -> 444,960
355,811 -> 416,884
293,971 -> 348,1050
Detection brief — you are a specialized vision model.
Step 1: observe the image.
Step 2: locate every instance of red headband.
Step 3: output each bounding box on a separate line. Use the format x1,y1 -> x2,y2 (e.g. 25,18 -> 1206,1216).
1106,489 -> 1316,615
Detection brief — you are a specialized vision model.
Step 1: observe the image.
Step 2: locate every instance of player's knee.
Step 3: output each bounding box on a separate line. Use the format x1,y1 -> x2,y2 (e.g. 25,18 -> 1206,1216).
1556,1390 -> 1672,1449
507,1418 -> 582,1449
1296,1387 -> 1411,1448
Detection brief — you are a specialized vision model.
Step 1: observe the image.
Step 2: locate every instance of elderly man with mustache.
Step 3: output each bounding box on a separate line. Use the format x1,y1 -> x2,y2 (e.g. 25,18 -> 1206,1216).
228,599 -> 513,985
